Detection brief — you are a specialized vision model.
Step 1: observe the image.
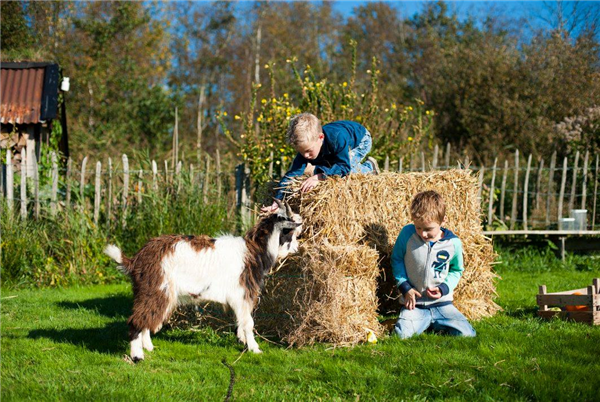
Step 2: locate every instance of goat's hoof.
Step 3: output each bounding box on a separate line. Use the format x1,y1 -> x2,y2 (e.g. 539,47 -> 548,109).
249,348 -> 262,354
132,356 -> 144,363
143,344 -> 154,352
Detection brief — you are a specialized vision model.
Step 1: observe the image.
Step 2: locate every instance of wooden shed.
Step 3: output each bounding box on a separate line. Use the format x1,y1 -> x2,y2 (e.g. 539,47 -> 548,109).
1,62 -> 69,175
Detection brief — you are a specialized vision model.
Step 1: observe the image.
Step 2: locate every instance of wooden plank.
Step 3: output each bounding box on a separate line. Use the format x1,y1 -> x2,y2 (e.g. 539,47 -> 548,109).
546,151 -> 556,226
197,86 -> 205,163
500,159 -> 508,223
487,158 -> 497,227
152,160 -> 158,192
94,161 -> 101,225
79,156 -> 88,204
107,158 -> 112,225
432,145 -> 439,169
510,150 -> 519,230
534,157 -> 544,211
523,154 -> 532,231
483,230 -> 600,235
581,150 -> 589,210
537,294 -> 596,306
122,154 -> 129,227
50,152 -> 58,216
203,155 -> 211,203
176,161 -> 182,194
558,156 -> 568,220
568,150 -> 580,213
216,149 -> 222,198
593,154 -> 599,229
537,310 -> 595,324
445,142 -> 451,169
137,169 -> 144,204
6,150 -> 13,212
477,166 -> 485,202
65,157 -> 72,209
33,152 -> 39,219
20,152 -> 27,220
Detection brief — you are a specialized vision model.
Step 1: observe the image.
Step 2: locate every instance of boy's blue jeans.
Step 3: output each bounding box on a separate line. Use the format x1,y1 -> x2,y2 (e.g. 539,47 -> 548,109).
394,303 -> 476,339
349,130 -> 374,173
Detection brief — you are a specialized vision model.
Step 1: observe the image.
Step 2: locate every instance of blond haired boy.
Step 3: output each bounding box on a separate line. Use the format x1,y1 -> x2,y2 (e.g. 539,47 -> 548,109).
262,113 -> 378,212
391,190 -> 476,338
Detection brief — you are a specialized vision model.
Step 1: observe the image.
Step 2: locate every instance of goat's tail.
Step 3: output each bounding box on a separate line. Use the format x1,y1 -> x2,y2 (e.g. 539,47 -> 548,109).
104,244 -> 133,275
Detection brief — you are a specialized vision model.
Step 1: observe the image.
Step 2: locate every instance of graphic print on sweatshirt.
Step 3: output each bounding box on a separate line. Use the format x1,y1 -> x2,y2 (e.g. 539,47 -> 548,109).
431,250 -> 450,278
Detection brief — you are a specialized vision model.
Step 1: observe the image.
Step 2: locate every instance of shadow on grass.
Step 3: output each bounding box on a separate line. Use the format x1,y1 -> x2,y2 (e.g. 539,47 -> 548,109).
57,295 -> 132,319
28,322 -> 128,355
500,306 -> 539,319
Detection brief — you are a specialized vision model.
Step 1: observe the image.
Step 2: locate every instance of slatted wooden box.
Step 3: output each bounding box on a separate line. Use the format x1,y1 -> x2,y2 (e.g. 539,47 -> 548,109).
537,278 -> 600,325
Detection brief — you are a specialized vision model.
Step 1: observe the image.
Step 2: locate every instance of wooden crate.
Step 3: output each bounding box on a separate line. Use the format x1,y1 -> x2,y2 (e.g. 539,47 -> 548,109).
537,278 -> 600,325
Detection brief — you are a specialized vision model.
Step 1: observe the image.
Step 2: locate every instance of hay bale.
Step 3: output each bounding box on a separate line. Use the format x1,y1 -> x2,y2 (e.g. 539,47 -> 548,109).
257,169 -> 500,346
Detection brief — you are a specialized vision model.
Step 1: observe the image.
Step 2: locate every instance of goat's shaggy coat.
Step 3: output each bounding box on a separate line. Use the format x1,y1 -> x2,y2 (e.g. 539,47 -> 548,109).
105,204 -> 301,361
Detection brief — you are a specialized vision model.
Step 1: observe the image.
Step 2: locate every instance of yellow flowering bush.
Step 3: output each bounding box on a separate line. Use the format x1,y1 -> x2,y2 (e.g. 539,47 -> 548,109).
219,41 -> 436,188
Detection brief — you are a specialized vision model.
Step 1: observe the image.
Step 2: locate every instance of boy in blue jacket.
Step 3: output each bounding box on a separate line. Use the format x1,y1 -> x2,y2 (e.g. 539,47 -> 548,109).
391,190 -> 476,338
262,112 -> 379,212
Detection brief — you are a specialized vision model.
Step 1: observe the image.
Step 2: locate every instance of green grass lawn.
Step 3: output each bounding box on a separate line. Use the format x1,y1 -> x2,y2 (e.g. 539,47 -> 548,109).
2,247 -> 600,401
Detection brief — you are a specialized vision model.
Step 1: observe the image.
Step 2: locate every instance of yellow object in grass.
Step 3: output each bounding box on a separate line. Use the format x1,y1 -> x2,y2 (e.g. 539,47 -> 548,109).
366,329 -> 377,344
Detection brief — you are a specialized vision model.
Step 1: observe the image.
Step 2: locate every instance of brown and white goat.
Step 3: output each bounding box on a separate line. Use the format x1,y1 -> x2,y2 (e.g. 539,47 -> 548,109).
104,200 -> 301,361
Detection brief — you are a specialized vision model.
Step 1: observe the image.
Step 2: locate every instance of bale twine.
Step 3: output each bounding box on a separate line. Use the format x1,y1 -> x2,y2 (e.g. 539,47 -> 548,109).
257,169 -> 500,346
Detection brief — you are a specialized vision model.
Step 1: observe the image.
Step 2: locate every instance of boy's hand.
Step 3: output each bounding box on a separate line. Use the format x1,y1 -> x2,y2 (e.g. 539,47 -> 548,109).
426,287 -> 442,299
404,288 -> 422,310
299,174 -> 323,193
260,201 -> 279,213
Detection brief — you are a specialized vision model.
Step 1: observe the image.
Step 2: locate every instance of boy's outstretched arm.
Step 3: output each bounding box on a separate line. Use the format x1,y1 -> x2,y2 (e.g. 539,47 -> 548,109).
391,226 -> 416,305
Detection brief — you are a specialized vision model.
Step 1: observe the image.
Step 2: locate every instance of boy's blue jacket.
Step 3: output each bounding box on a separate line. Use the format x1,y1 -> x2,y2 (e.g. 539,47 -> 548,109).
391,224 -> 464,307
275,120 -> 366,199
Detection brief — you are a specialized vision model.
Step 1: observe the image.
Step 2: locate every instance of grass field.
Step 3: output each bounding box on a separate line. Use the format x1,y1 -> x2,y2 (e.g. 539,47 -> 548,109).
2,245 -> 600,401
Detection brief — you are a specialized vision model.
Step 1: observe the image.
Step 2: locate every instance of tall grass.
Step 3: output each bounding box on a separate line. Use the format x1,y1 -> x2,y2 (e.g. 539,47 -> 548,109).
1,184 -> 235,288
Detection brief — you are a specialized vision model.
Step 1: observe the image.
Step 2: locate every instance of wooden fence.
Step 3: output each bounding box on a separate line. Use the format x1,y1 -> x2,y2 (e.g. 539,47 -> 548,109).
1,145 -> 599,231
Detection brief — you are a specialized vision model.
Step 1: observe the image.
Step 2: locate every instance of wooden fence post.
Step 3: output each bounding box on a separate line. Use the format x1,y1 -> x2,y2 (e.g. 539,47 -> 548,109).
558,156 -> 568,221
500,159 -> 508,223
445,142 -> 451,168
477,166 -> 485,202
592,154 -> 598,229
203,155 -> 211,203
152,160 -> 158,192
79,156 -> 88,205
33,152 -> 39,219
66,157 -> 72,209
581,150 -> 589,210
138,169 -> 144,204
432,145 -> 439,170
568,150 -> 579,213
122,154 -> 129,227
534,158 -> 544,211
523,154 -> 532,231
384,155 -> 390,171
510,150 -> 519,230
176,161 -> 182,194
94,161 -> 101,225
546,151 -> 556,226
51,152 -> 58,216
421,152 -> 426,172
398,156 -> 403,173
216,149 -> 222,199
487,158 -> 497,227
236,163 -> 251,229
6,150 -> 14,212
20,153 -> 27,220
107,157 -> 112,225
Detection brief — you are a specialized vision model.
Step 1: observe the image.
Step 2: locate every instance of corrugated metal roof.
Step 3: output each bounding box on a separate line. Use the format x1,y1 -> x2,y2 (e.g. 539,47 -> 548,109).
1,66 -> 46,124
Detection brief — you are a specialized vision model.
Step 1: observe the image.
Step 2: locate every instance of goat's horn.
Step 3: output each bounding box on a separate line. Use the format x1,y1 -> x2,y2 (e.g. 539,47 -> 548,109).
273,198 -> 285,212
284,200 -> 294,218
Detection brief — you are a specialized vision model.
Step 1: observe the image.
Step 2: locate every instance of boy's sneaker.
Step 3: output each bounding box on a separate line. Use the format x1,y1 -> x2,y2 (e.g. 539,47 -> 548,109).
366,157 -> 380,175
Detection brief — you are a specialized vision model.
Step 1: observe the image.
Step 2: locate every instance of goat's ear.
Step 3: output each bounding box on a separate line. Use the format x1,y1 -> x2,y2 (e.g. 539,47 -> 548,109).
272,198 -> 287,216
